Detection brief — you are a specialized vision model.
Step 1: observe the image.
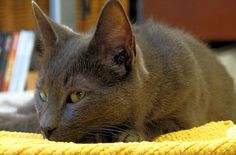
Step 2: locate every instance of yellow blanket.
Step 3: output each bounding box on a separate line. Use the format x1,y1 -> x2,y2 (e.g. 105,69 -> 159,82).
0,121 -> 236,155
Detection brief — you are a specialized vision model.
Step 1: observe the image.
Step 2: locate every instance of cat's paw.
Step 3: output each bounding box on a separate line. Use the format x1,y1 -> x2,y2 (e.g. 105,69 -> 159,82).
0,113 -> 11,129
0,113 -> 9,123
0,115 -> 3,124
118,130 -> 144,142
0,113 -> 26,129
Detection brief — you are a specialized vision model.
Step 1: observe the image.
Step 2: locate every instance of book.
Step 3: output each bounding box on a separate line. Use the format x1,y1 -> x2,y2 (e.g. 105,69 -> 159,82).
26,71 -> 38,90
2,32 -> 19,91
9,30 -> 35,92
0,33 -> 6,90
0,34 -> 13,91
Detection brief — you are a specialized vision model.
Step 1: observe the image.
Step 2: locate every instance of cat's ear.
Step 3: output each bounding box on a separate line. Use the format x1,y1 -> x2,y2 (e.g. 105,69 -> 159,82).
91,0 -> 136,74
32,1 -> 58,48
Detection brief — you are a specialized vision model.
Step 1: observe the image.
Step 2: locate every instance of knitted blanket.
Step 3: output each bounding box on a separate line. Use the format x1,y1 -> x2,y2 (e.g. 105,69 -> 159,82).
0,121 -> 236,155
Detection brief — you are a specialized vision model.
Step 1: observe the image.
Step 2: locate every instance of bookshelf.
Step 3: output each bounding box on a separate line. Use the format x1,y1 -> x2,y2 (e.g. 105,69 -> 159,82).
0,0 -> 49,32
0,0 -> 130,93
0,0 -> 49,93
142,0 -> 236,41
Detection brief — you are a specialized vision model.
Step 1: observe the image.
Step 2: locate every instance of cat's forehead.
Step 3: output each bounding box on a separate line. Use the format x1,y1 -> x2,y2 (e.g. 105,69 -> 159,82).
41,33 -> 92,81
60,33 -> 92,57
40,31 -> 123,89
52,33 -> 93,70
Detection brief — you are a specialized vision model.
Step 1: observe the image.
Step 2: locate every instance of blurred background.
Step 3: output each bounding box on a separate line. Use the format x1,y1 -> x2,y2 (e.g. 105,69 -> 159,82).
0,0 -> 235,95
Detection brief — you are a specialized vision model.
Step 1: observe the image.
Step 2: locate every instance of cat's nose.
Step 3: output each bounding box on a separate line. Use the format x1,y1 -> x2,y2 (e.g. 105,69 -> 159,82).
41,126 -> 56,138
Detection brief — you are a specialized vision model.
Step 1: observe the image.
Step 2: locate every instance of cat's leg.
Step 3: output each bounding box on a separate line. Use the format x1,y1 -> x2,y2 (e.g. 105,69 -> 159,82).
0,113 -> 40,133
144,118 -> 184,140
117,118 -> 185,142
116,118 -> 182,142
117,121 -> 147,142
0,98 -> 39,133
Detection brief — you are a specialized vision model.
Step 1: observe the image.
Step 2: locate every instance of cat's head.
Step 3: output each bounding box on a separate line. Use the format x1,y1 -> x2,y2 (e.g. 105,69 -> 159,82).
33,0 -> 146,143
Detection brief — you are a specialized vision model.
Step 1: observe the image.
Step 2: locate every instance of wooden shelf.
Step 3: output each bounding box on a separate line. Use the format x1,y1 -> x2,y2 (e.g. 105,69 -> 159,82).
143,0 -> 236,41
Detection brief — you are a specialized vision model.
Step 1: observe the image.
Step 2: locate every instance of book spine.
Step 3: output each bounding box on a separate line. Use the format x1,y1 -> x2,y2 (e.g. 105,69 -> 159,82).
2,32 -> 19,92
0,33 -> 6,91
0,34 -> 13,91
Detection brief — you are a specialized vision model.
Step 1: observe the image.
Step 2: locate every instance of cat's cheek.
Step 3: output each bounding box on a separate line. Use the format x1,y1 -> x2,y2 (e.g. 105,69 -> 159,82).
34,97 -> 44,115
62,104 -> 75,120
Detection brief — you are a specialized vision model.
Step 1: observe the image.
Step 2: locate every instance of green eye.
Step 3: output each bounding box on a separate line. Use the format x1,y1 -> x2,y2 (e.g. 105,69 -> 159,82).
68,91 -> 86,103
39,91 -> 47,102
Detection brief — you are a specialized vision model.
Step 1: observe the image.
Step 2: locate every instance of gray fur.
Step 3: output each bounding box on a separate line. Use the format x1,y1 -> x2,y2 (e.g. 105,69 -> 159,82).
0,0 -> 235,143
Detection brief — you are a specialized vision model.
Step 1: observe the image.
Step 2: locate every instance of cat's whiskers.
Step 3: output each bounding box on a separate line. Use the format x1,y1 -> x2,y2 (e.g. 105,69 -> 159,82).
79,123 -> 135,142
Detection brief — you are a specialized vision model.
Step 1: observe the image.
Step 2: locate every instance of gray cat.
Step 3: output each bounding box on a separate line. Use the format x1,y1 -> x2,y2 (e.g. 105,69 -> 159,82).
0,0 -> 235,143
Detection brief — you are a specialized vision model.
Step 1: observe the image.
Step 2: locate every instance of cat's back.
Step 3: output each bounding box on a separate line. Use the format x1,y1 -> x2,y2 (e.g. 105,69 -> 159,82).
134,21 -> 236,124
134,21 -> 201,73
134,20 -> 221,69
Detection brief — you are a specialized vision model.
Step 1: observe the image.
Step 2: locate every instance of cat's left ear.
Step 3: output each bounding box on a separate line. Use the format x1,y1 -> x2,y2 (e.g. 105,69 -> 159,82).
32,1 -> 73,67
91,0 -> 136,73
32,1 -> 58,49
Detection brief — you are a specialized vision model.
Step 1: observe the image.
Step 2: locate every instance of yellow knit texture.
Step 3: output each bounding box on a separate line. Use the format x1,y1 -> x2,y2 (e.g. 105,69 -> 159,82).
0,121 -> 236,155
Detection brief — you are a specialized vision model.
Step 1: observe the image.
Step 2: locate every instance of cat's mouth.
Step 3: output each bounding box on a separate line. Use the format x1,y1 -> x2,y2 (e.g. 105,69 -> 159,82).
74,123 -> 131,143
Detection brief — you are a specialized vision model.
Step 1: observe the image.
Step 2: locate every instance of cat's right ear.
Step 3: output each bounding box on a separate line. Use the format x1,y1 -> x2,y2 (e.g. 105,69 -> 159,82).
32,1 -> 58,47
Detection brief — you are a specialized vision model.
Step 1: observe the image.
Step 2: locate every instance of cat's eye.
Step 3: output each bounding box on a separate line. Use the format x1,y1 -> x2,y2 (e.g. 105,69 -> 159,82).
67,91 -> 86,103
39,91 -> 47,102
